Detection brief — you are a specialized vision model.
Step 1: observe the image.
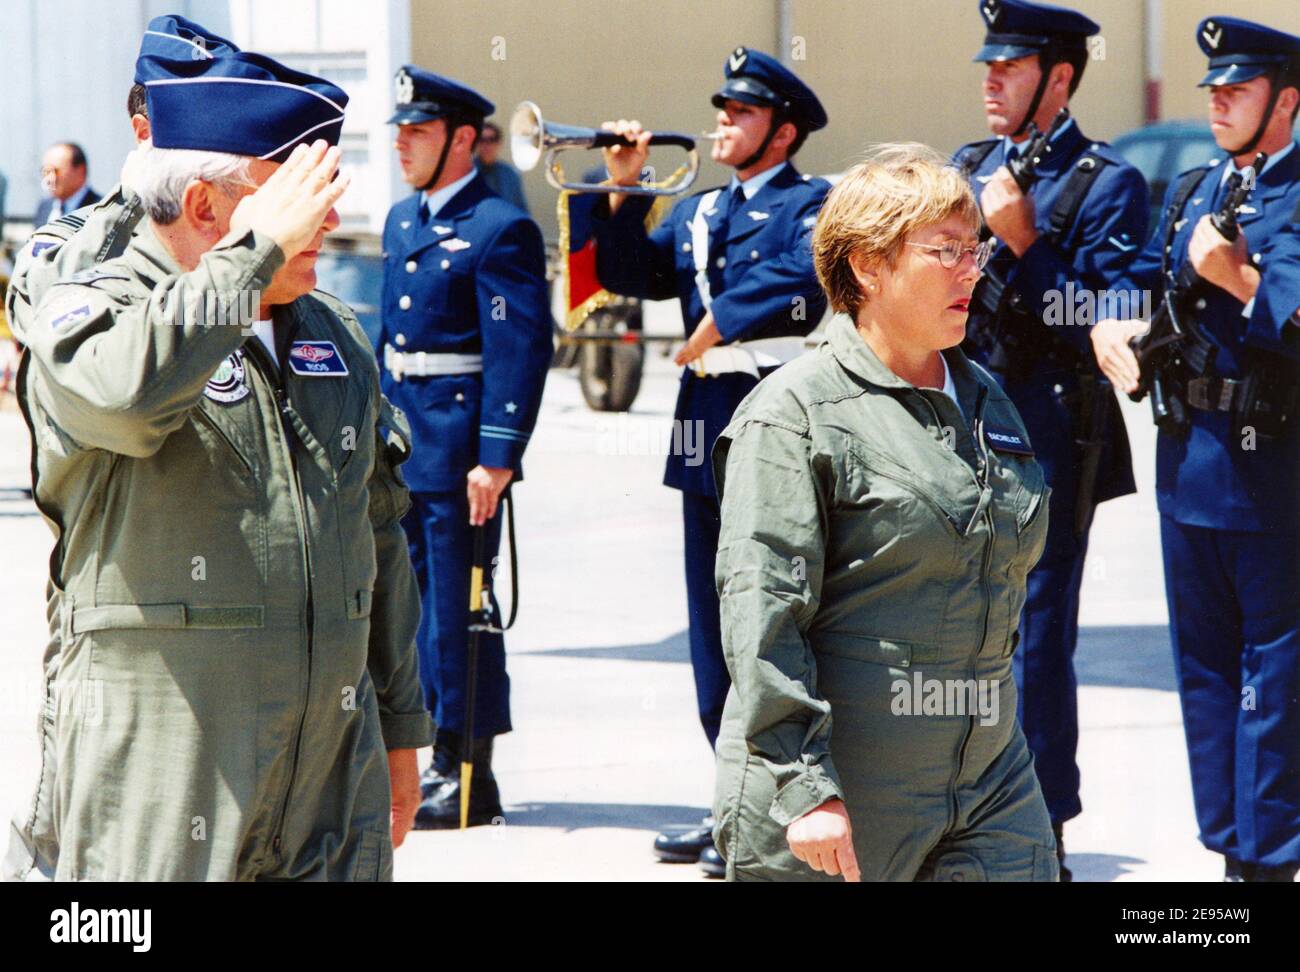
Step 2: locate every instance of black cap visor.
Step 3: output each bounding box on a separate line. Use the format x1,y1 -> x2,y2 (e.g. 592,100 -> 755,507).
1198,55 -> 1288,87
974,33 -> 1049,63
711,77 -> 783,110
388,101 -> 448,125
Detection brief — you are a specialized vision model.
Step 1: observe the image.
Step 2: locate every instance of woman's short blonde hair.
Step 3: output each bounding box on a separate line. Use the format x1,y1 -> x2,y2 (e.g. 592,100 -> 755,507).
813,143 -> 979,319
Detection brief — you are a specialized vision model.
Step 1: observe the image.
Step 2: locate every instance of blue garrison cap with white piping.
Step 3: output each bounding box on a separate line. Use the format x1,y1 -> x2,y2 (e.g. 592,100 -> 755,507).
134,14 -> 240,82
138,51 -> 348,163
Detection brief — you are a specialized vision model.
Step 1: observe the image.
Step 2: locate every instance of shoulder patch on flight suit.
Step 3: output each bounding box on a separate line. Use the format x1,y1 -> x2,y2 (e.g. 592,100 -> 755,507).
30,240 -> 59,258
984,424 -> 1034,456
46,295 -> 94,330
204,350 -> 251,404
288,340 -> 349,376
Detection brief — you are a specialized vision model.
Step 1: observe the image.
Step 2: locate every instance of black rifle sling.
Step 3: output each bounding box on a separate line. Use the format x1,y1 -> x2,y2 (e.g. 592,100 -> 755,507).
1047,151 -> 1111,244
958,139 -> 1000,178
1161,167 -> 1209,281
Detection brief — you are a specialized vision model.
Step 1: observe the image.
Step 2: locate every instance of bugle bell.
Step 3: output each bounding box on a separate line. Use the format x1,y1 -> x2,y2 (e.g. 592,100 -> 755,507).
510,101 -> 701,197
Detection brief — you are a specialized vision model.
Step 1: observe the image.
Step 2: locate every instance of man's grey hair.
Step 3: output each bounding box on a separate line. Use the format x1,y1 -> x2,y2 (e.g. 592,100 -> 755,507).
133,145 -> 254,224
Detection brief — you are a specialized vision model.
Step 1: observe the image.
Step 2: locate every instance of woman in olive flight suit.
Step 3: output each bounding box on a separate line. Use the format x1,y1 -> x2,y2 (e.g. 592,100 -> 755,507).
711,144 -> 1058,882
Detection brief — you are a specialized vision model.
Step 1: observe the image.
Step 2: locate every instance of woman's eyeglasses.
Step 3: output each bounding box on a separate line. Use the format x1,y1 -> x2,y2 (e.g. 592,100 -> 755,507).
905,238 -> 993,270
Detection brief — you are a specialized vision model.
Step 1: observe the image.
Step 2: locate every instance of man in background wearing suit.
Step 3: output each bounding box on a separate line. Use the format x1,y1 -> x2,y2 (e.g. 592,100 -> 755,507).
34,143 -> 99,226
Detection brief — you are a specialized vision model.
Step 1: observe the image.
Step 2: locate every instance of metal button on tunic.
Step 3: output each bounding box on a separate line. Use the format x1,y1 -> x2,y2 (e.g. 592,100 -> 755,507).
399,295 -> 411,310
395,333 -> 407,346
406,260 -> 417,272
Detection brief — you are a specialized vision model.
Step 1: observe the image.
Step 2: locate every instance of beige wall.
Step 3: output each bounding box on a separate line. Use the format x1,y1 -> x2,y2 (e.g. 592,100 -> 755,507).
788,0 -> 1144,178
1160,0 -> 1300,122
410,0 -> 779,235
405,0 -> 1292,238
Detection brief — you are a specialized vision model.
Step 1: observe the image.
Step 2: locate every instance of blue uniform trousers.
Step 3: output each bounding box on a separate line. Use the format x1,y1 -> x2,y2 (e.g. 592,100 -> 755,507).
402,491 -> 511,739
683,491 -> 728,749
1004,370 -> 1093,826
1012,513 -> 1088,825
1160,516 -> 1300,868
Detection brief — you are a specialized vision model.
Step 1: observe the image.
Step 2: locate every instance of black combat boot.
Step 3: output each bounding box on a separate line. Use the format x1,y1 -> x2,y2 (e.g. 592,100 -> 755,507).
419,729 -> 461,799
1053,821 -> 1072,882
413,735 -> 504,830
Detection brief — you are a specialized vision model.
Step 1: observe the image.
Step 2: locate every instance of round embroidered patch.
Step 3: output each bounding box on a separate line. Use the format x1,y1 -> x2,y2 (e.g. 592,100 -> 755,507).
204,350 -> 250,404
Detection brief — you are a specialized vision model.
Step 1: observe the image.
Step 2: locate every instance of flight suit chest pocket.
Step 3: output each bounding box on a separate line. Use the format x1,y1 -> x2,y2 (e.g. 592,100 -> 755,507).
982,423 -> 1046,535
285,363 -> 372,479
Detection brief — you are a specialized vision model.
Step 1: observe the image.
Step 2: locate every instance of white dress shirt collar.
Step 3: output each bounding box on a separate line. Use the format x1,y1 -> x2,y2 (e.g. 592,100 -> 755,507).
423,168 -> 479,220
1220,139 -> 1295,185
728,161 -> 788,200
1003,115 -> 1076,164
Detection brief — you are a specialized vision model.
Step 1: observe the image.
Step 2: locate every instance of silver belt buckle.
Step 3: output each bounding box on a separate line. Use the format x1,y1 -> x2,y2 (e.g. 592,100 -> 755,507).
385,344 -> 404,383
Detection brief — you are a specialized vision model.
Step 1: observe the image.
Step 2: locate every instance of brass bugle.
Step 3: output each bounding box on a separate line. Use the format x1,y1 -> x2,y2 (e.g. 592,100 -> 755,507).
510,101 -> 701,196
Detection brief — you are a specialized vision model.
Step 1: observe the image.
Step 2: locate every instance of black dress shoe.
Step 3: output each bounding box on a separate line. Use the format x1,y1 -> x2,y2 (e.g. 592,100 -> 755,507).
653,817 -> 715,863
1244,861 -> 1297,882
414,776 -> 504,829
1052,821 -> 1072,883
1224,856 -> 1252,882
419,729 -> 462,799
699,844 -> 725,878
413,736 -> 504,830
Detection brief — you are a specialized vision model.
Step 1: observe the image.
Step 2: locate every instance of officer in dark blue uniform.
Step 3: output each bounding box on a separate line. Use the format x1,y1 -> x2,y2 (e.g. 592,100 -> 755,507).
590,48 -> 829,874
378,66 -> 553,829
1093,17 -> 1300,882
953,0 -> 1150,879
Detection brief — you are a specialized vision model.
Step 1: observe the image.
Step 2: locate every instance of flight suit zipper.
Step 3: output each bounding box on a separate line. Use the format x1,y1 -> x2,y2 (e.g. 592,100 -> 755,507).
955,390 -> 996,818
242,337 -> 315,866
917,384 -> 992,832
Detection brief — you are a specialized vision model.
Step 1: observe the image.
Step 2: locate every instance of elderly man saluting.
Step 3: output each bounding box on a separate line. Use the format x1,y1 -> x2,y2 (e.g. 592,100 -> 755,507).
19,51 -> 430,881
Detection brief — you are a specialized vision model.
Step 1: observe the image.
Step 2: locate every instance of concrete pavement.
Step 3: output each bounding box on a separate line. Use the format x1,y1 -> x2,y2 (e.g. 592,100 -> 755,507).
0,318 -> 1226,881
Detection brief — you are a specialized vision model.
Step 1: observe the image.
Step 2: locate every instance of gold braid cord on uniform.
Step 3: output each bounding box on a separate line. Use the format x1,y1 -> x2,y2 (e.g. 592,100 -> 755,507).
555,161 -> 687,332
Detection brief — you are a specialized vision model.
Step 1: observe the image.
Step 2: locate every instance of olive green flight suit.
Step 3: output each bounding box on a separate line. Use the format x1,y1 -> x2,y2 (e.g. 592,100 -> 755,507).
19,221 -> 431,880
711,313 -> 1057,882
3,185 -> 144,881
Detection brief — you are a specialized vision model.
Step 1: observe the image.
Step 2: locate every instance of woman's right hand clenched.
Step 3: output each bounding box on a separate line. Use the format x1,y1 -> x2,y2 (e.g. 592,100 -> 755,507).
786,798 -> 861,882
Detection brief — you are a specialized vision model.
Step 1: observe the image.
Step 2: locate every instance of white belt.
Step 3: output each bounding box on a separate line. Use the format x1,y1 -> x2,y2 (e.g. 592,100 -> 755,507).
689,336 -> 809,378
384,344 -> 483,381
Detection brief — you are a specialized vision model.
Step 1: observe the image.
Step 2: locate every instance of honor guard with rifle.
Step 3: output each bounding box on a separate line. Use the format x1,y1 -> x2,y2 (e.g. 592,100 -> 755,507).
952,0 -> 1150,880
379,66 -> 553,829
1092,17 -> 1300,883
588,48 -> 830,875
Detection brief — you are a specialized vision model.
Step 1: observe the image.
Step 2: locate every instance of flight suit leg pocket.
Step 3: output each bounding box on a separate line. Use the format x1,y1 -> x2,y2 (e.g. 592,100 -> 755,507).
1033,841 -> 1060,882
350,829 -> 392,882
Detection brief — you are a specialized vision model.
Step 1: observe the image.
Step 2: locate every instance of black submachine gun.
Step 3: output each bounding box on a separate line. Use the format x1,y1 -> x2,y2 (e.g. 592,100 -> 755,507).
1128,153 -> 1267,437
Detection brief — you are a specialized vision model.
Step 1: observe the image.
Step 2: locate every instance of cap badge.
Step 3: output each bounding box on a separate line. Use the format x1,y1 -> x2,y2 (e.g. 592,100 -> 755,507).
395,69 -> 415,105
1202,21 -> 1222,50
982,0 -> 1000,26
191,35 -> 207,60
729,47 -> 747,73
